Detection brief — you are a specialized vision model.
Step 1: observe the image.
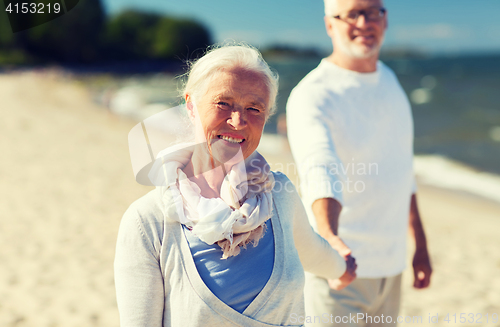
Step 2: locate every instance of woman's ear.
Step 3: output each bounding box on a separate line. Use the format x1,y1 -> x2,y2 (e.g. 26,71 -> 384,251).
185,94 -> 197,122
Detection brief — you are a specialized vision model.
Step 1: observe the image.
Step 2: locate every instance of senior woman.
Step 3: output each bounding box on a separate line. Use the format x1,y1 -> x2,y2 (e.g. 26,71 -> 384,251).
114,44 -> 356,327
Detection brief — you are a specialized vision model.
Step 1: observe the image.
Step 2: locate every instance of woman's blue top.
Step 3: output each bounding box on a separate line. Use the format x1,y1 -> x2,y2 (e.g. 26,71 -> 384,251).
182,219 -> 275,313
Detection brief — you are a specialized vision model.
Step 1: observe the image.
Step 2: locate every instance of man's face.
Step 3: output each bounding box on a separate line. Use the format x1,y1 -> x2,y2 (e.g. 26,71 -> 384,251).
326,0 -> 387,59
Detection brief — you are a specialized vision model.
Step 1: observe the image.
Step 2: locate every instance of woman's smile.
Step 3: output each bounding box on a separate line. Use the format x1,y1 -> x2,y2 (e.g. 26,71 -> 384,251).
217,134 -> 245,144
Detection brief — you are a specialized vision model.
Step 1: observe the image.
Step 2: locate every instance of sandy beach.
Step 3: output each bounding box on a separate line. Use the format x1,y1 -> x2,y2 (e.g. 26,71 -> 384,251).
1,73 -> 499,327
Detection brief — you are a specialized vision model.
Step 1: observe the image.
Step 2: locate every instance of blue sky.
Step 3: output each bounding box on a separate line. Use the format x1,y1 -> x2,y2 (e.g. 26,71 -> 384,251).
103,0 -> 500,55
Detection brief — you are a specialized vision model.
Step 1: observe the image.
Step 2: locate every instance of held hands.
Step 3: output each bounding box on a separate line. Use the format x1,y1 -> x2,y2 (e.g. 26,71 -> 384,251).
413,247 -> 432,289
326,235 -> 357,291
328,254 -> 357,290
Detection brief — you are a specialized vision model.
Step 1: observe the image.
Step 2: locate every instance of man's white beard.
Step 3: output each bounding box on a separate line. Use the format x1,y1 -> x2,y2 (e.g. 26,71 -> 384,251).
335,34 -> 385,59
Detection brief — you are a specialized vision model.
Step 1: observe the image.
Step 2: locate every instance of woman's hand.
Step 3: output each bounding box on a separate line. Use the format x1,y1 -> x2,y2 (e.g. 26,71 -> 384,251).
327,254 -> 357,290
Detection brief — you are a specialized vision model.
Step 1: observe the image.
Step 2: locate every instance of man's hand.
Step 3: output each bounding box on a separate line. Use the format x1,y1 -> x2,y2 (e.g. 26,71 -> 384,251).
326,235 -> 356,291
409,194 -> 432,289
311,198 -> 356,290
412,247 -> 432,289
328,254 -> 357,290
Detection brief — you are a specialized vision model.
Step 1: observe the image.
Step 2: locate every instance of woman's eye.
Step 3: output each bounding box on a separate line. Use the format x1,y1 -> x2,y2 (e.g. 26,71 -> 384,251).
248,107 -> 261,113
217,102 -> 230,108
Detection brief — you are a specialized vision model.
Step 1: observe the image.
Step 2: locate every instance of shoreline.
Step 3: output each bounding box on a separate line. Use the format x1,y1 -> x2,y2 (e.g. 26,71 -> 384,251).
257,134 -> 500,206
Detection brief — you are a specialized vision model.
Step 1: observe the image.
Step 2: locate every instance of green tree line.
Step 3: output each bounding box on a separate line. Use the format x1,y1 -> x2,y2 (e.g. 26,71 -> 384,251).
0,0 -> 212,64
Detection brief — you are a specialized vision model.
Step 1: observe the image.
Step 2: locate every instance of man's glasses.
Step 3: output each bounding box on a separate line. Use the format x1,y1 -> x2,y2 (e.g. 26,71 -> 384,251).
332,7 -> 386,24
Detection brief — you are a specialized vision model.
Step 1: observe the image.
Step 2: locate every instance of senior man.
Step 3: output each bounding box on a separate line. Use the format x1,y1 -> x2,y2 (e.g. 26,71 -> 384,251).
286,0 -> 432,326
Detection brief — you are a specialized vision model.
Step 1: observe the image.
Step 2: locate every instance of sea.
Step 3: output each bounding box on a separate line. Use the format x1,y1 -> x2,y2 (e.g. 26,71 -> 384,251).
79,53 -> 500,202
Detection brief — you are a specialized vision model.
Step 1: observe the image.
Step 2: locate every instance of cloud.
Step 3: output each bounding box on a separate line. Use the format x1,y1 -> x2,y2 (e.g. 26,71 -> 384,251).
392,24 -> 472,41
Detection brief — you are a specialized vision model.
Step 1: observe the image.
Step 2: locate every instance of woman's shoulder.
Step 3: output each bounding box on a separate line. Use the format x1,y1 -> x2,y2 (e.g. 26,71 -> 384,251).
270,171 -> 300,203
271,170 -> 290,182
271,171 -> 296,187
125,188 -> 163,220
120,188 -> 171,240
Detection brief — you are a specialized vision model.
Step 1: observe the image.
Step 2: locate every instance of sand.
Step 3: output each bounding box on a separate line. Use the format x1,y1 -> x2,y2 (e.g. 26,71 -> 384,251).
1,72 -> 499,327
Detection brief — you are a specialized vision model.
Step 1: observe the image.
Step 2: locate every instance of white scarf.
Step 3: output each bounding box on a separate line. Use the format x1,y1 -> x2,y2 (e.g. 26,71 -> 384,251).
148,143 -> 275,259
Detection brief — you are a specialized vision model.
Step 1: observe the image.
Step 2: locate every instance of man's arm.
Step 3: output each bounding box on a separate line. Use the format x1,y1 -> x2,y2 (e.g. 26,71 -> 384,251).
312,198 -> 349,256
409,193 -> 432,289
312,198 -> 356,290
286,85 -> 355,288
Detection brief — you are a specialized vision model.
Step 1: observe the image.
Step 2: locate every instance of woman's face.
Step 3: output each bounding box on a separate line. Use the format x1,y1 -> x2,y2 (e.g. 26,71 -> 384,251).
186,68 -> 269,162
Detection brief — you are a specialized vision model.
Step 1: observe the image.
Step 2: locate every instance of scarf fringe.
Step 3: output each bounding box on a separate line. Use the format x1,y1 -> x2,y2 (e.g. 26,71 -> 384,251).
217,222 -> 267,259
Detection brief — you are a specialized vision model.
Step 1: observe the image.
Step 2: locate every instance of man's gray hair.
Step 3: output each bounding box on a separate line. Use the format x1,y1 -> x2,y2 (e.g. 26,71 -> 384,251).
182,43 -> 279,118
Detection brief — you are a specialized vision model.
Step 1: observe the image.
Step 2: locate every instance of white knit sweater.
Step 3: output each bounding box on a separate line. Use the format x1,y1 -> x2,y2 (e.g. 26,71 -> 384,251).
287,59 -> 415,278
114,172 -> 346,327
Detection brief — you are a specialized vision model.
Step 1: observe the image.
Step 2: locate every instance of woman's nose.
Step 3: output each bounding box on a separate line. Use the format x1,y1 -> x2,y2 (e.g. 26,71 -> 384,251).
228,110 -> 247,130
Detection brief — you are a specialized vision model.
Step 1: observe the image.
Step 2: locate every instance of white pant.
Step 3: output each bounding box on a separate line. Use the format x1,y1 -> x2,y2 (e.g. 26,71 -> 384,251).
304,273 -> 402,327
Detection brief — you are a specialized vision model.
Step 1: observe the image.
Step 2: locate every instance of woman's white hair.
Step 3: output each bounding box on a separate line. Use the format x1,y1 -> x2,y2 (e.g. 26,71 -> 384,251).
182,43 -> 279,118
324,0 -> 338,15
